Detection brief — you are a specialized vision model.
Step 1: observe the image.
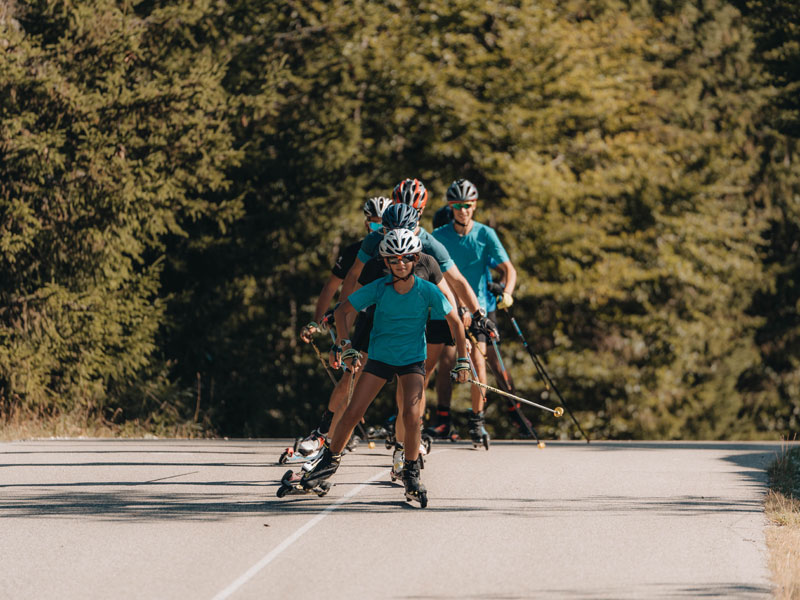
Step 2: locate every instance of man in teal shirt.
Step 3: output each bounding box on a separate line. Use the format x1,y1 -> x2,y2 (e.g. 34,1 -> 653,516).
432,179 -> 517,446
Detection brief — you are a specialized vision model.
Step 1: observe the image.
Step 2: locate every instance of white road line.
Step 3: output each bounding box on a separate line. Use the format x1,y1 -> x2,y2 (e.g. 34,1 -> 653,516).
211,467 -> 390,600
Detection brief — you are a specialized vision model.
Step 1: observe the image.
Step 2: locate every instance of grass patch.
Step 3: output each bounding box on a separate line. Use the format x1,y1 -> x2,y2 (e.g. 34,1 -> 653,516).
0,411 -> 211,442
765,445 -> 800,599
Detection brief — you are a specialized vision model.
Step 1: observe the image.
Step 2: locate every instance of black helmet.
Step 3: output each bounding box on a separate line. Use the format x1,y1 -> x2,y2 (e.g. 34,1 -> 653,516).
446,179 -> 478,203
381,203 -> 419,231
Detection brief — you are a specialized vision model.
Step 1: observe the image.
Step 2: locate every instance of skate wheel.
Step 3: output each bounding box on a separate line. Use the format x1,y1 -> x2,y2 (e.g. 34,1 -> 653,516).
280,469 -> 296,485
385,440 -> 393,450
277,485 -> 289,498
316,481 -> 331,497
482,434 -> 490,451
419,493 -> 428,509
278,451 -> 289,465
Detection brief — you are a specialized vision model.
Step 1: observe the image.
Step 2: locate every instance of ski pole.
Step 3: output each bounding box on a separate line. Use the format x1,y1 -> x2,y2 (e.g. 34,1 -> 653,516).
339,348 -> 373,446
310,340 -> 339,387
488,334 -> 511,390
466,379 -> 564,417
501,307 -> 590,443
316,337 -> 372,446
466,331 -> 544,447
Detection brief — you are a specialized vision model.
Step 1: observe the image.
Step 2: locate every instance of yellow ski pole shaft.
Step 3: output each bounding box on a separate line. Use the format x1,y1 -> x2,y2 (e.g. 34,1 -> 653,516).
467,378 -> 564,417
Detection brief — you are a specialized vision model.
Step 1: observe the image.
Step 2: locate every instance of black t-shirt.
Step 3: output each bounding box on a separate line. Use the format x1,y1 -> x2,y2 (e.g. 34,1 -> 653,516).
358,252 -> 443,286
432,204 -> 453,230
331,240 -> 362,279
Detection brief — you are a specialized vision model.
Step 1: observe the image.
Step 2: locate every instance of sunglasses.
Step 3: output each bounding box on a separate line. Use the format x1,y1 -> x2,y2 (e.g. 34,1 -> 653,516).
385,254 -> 417,265
450,202 -> 475,210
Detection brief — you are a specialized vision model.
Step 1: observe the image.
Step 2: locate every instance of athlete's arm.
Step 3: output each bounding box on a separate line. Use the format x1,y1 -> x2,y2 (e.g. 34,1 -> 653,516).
445,308 -> 469,383
339,258 -> 365,308
443,264 -> 480,315
330,300 -> 360,371
314,275 -> 342,321
495,260 -> 517,297
300,275 -> 343,343
436,278 -> 457,312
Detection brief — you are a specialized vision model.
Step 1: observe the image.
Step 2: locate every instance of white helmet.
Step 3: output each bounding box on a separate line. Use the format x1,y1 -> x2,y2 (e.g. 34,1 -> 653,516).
379,229 -> 422,257
363,196 -> 392,218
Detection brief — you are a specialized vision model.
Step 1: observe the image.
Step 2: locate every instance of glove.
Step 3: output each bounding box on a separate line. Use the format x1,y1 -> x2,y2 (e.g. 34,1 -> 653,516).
319,304 -> 339,331
450,358 -> 470,383
497,292 -> 513,310
487,282 -> 505,297
473,315 -> 500,341
329,343 -> 342,369
341,347 -> 363,371
300,321 -> 319,343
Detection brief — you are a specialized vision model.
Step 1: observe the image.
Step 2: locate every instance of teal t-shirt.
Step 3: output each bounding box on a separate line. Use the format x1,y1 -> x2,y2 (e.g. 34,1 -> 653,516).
432,222 -> 509,312
348,275 -> 452,365
357,228 -> 455,273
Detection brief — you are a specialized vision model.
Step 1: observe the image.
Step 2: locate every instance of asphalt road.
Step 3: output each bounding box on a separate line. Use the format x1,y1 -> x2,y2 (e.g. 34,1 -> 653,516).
0,438 -> 785,599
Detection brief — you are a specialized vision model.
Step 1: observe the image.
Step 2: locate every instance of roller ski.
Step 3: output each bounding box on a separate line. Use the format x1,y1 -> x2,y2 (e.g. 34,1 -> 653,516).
401,457 -> 428,508
276,469 -> 331,497
276,442 -> 342,498
468,410 -> 490,450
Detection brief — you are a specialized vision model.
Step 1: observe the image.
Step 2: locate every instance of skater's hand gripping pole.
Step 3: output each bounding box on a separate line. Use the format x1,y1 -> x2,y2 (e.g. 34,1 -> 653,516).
456,376 -> 564,417
450,357 -> 471,384
300,321 -> 319,343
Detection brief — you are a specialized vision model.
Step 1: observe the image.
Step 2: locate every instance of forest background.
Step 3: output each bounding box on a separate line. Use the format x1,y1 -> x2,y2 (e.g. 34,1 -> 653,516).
1,0 -> 798,441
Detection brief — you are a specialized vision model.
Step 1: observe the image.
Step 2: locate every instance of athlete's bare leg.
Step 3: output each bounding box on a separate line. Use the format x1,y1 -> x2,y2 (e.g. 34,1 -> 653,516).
397,372 -> 425,462
330,372 -> 385,454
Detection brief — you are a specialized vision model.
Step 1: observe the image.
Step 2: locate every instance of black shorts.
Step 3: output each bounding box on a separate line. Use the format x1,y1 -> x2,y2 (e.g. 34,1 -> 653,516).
426,319 -> 454,346
363,359 -> 426,380
352,311 -> 373,353
469,310 -> 499,343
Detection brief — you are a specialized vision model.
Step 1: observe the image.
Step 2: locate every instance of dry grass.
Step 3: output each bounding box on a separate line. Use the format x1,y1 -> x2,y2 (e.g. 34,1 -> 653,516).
765,446 -> 800,600
0,411 -> 208,442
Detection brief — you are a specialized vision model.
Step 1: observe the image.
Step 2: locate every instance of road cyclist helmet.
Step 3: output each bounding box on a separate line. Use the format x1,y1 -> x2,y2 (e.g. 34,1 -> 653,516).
381,203 -> 419,231
379,228 -> 422,258
392,178 -> 428,211
446,179 -> 478,203
363,196 -> 392,219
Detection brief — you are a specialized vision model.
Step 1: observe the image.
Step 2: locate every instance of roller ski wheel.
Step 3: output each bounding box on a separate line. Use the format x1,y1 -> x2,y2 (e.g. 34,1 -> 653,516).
276,469 -> 331,498
471,432 -> 490,450
405,488 -> 428,508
